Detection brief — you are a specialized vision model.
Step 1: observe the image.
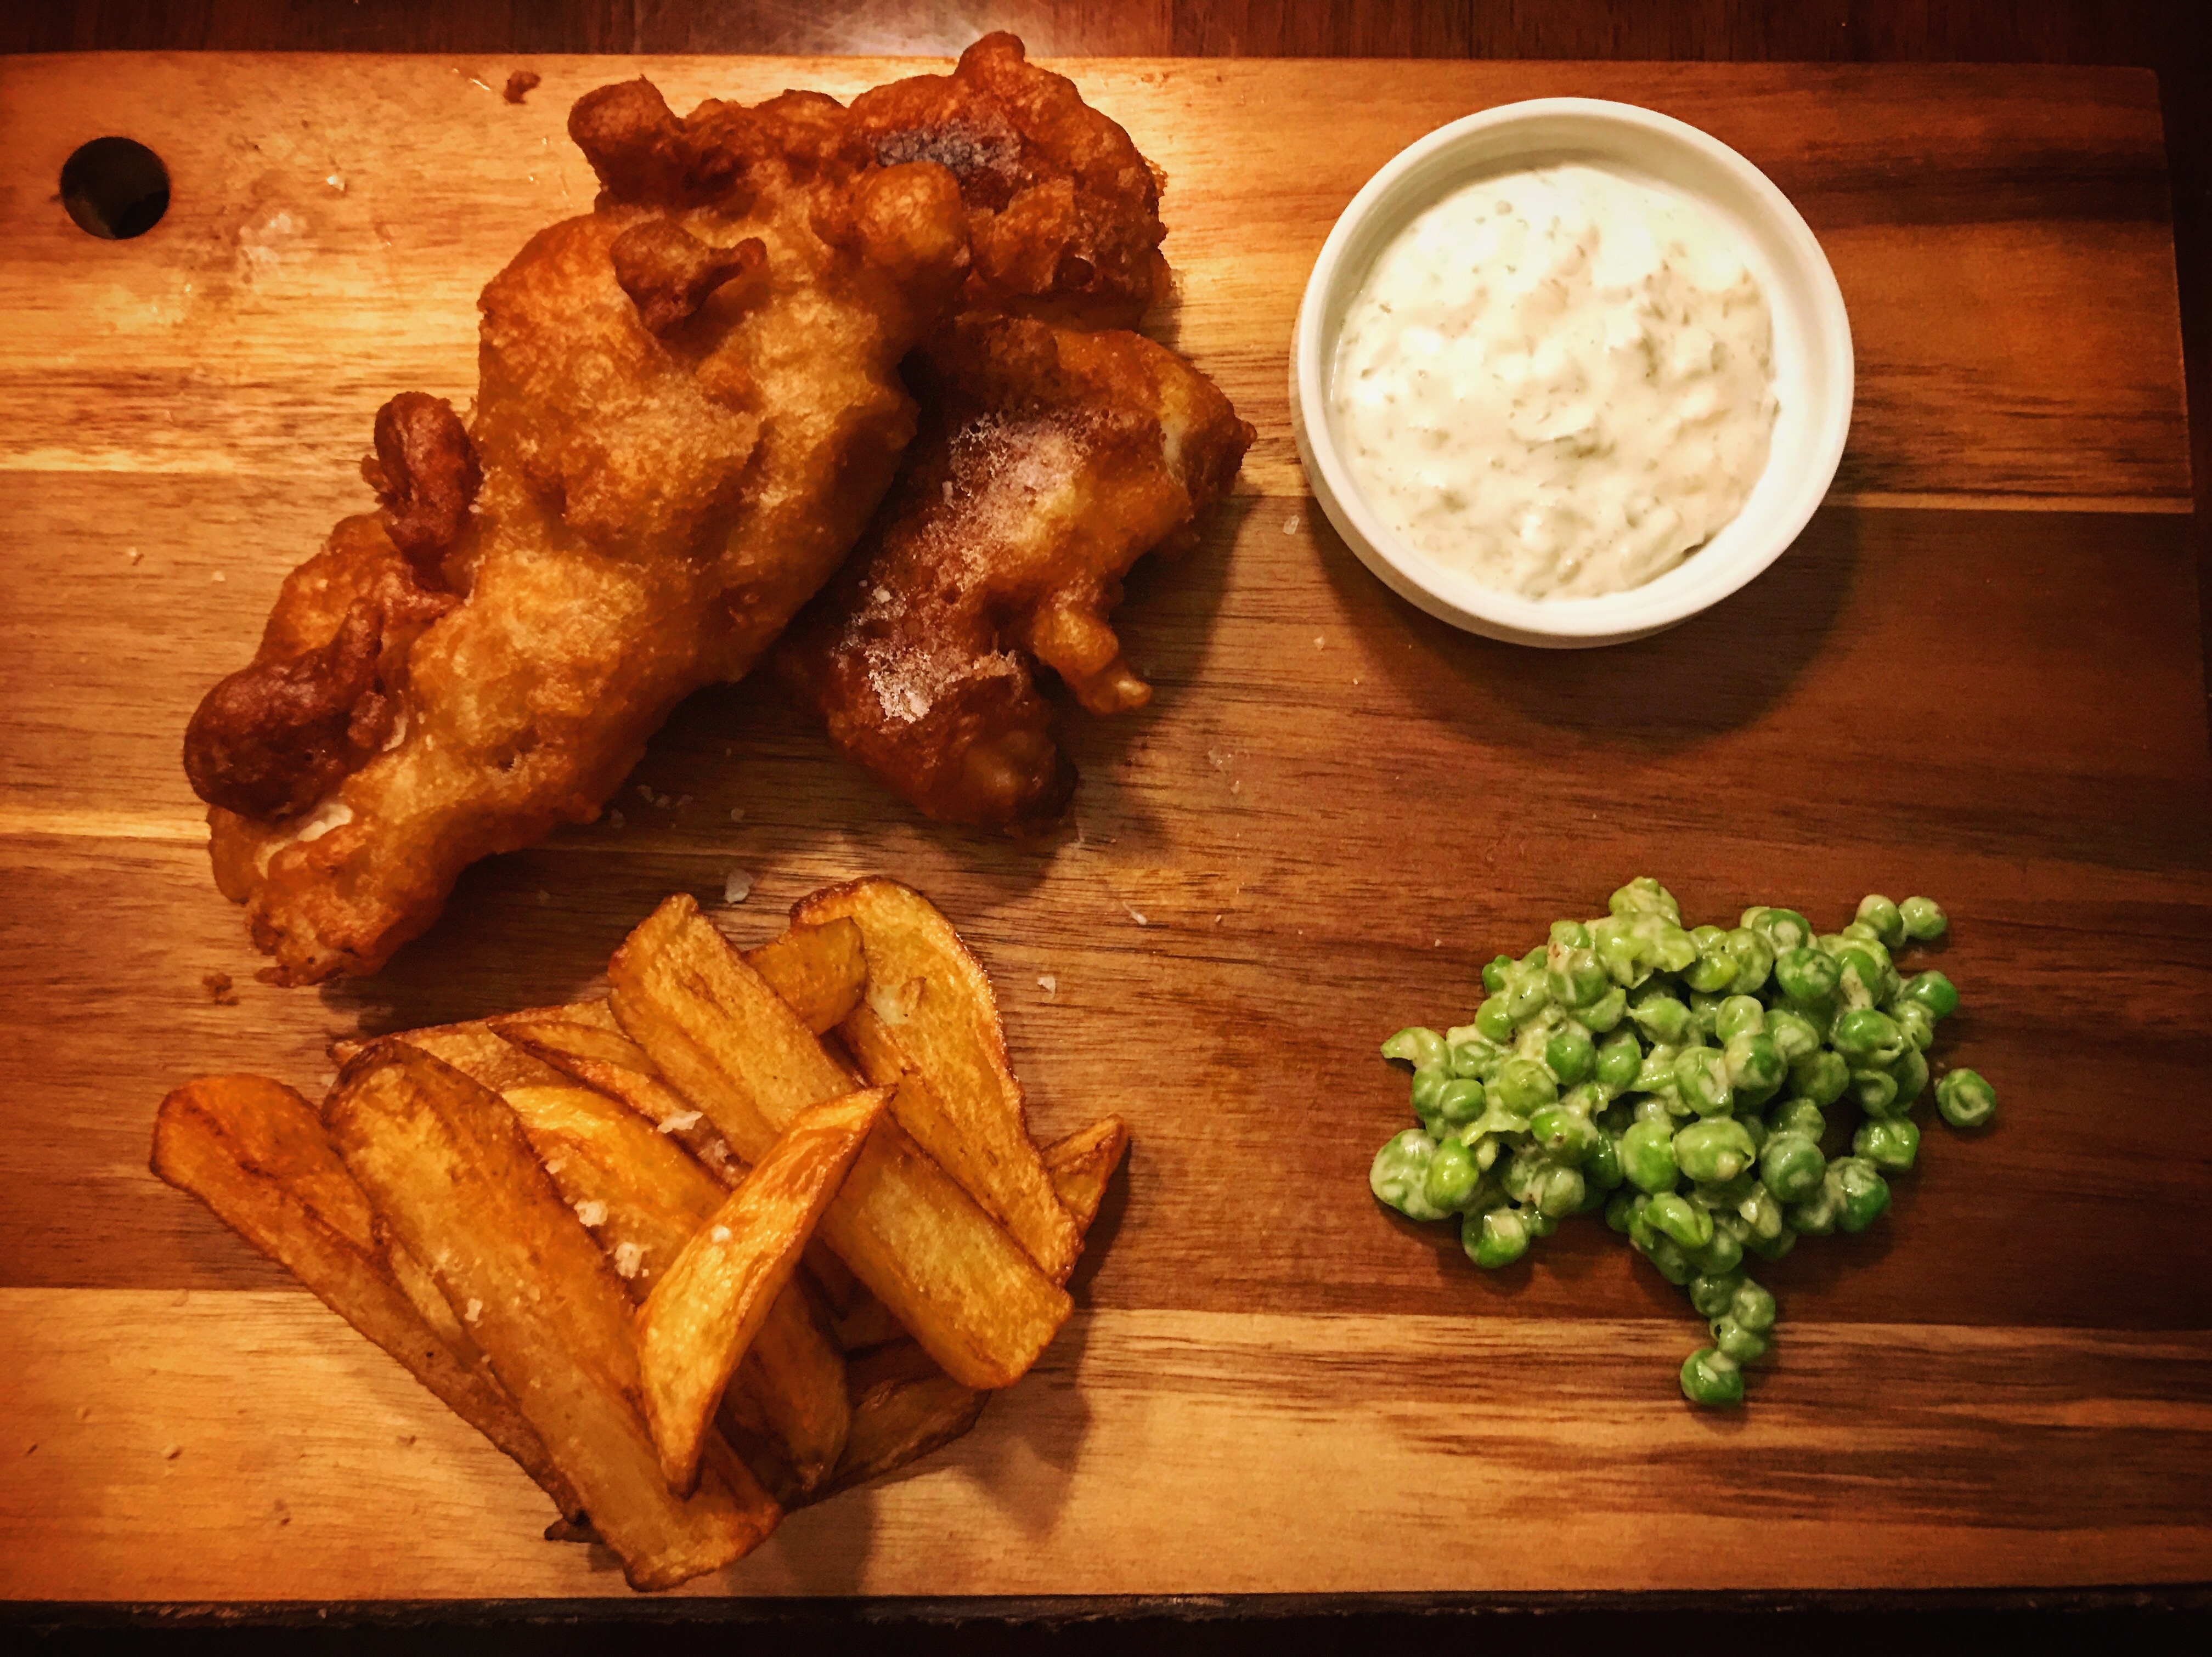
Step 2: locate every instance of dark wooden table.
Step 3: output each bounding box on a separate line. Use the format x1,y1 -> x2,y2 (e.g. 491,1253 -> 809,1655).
5,1 -> 2210,1647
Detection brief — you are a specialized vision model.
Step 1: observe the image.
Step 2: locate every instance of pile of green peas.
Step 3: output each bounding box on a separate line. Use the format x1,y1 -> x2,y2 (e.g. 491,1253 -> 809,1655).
1368,878 -> 1998,1407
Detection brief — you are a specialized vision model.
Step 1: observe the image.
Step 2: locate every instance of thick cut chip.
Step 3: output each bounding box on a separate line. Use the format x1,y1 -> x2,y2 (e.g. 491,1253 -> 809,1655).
815,1112 -> 1135,1492
743,918 -> 867,1034
1041,1114 -> 1131,1247
494,1021 -> 743,1177
637,1087 -> 890,1492
608,895 -> 1070,1389
819,1338 -> 989,1499
150,1074 -> 581,1521
499,1082 -> 853,1499
324,1043 -> 780,1591
795,878 -> 1077,1280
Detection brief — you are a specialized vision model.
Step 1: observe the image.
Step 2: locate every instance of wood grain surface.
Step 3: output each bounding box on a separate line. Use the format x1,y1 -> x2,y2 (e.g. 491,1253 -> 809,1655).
1,50 -> 2207,1603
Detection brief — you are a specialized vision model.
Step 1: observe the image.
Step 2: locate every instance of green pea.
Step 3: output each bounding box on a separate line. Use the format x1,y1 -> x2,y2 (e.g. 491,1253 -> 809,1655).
1482,954 -> 1515,994
1424,1138 -> 1481,1210
1595,1029 -> 1644,1092
1654,924 -> 1700,974
1532,1163 -> 1585,1218
1731,1279 -> 1776,1333
1504,974 -> 1552,1025
1832,1007 -> 1904,1066
1645,1191 -> 1713,1249
1893,1047 -> 1929,1107
1530,1104 -> 1598,1165
1774,945 -> 1841,1005
1632,1095 -> 1676,1127
1850,893 -> 1902,947
1900,896 -> 1948,941
1435,1078 -> 1488,1128
1634,1043 -> 1681,1094
1764,1008 -> 1820,1064
1609,877 -> 1680,923
1898,970 -> 1959,1021
1605,1188 -> 1643,1233
1685,935 -> 1740,994
1854,1117 -> 1920,1173
1465,1206 -> 1531,1269
1889,999 -> 1936,1054
1786,1181 -> 1842,1237
1830,1156 -> 1891,1233
1766,1096 -> 1825,1141
1791,1049 -> 1849,1107
1584,1129 -> 1623,1192
1836,944 -> 1895,1007
1936,1067 -> 1997,1128
1694,1222 -> 1743,1275
1628,988 -> 1692,1047
1674,1047 -> 1734,1118
1675,1118 -> 1757,1184
1712,995 -> 1763,1044
1542,1027 -> 1595,1087
1852,1067 -> 1900,1117
1492,1057 -> 1558,1113
1689,1268 -> 1745,1319
1838,920 -> 1883,949
1547,946 -> 1609,1009
1474,994 -> 1516,1043
1751,906 -> 1814,954
1760,1133 -> 1826,1203
1620,1118 -> 1679,1194
1745,1224 -> 1797,1263
1710,1315 -> 1768,1364
1724,1032 -> 1786,1098
1724,928 -> 1775,995
1370,1129 -> 1448,1220
1550,919 -> 1592,949
1382,1027 -> 1447,1069
1636,1225 -> 1697,1286
1680,1346 -> 1744,1406
1580,983 -> 1628,1033
1592,917 -> 1642,985
1685,991 -> 1723,1042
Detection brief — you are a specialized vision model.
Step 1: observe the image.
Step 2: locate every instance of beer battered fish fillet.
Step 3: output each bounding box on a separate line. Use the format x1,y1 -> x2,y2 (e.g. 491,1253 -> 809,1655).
777,36 -> 1251,827
185,81 -> 969,983
777,315 -> 1251,827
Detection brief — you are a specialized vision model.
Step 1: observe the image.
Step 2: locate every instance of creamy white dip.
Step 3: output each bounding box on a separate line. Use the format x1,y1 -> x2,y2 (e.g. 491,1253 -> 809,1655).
1329,163 -> 1779,600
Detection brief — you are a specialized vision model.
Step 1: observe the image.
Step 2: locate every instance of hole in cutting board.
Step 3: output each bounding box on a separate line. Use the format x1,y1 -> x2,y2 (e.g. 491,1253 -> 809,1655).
60,137 -> 170,239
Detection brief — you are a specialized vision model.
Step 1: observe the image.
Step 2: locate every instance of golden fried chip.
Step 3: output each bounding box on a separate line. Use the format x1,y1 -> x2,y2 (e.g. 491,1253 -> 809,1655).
819,1338 -> 990,1499
150,1074 -> 582,1522
1041,1114 -> 1131,1247
795,878 -> 1077,1279
325,1044 -> 780,1590
637,1087 -> 889,1492
608,895 -> 1070,1389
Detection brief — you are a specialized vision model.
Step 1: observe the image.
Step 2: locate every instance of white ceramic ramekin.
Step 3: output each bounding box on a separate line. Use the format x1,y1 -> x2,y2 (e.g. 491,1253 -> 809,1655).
1290,98 -> 1853,648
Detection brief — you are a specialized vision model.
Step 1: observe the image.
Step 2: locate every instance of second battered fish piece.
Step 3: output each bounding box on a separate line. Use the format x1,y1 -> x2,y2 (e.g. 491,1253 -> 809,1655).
188,80 -> 969,983
777,316 -> 1252,827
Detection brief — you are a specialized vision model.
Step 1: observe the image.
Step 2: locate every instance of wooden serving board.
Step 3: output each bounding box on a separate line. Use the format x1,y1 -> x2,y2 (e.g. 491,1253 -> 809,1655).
1,52 -> 2207,1604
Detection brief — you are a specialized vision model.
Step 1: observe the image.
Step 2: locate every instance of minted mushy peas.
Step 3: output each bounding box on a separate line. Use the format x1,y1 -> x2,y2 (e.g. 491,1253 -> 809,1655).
1368,879 -> 1995,1409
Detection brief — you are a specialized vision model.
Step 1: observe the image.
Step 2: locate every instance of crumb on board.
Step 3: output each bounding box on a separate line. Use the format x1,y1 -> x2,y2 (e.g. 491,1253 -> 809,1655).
202,971 -> 239,1006
724,869 -> 754,906
162,1444 -> 181,1460
504,69 -> 542,104
1038,974 -> 1058,997
1126,906 -> 1148,926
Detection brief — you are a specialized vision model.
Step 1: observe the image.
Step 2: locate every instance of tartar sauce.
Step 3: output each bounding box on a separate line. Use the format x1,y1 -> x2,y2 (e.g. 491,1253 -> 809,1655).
1329,164 -> 1778,600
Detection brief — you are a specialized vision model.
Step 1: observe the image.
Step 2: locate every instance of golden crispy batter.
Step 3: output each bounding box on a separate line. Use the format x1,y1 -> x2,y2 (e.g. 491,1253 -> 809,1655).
848,33 -> 1166,328
191,78 -> 969,983
777,316 -> 1251,827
